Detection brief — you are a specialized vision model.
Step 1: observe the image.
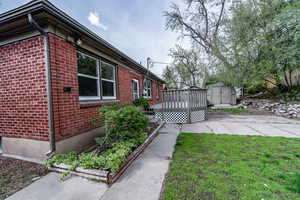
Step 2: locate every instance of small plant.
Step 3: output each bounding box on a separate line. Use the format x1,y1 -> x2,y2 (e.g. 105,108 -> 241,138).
133,97 -> 150,110
47,141 -> 140,172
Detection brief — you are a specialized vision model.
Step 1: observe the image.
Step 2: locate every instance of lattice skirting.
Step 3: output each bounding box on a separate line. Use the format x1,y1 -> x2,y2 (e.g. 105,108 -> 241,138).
191,110 -> 206,122
154,110 -> 206,124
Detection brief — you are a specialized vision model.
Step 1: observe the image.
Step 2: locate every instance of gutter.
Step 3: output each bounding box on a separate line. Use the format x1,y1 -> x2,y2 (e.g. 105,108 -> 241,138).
0,0 -> 164,83
28,13 -> 55,157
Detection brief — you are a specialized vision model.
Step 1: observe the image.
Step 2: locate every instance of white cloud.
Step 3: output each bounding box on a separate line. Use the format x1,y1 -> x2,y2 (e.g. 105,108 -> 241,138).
88,12 -> 107,30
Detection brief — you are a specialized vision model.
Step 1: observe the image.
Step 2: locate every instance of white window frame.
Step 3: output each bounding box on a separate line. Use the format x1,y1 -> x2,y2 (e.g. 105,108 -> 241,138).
78,52 -> 100,101
77,51 -> 117,101
143,79 -> 152,99
132,79 -> 140,100
101,61 -> 117,100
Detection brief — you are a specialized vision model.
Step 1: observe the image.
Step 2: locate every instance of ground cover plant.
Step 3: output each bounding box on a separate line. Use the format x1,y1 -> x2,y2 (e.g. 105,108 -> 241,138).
162,133 -> 300,200
47,104 -> 154,172
0,157 -> 48,200
209,108 -> 252,115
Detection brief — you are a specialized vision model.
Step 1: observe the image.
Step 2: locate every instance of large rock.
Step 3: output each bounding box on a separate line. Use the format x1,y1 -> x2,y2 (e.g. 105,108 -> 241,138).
241,99 -> 300,118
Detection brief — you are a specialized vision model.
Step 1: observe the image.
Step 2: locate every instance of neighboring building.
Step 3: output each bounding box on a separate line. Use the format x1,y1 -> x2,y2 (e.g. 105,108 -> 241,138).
207,82 -> 237,105
0,0 -> 164,160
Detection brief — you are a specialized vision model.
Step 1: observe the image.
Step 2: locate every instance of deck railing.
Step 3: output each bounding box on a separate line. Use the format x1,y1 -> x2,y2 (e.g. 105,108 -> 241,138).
154,88 -> 207,124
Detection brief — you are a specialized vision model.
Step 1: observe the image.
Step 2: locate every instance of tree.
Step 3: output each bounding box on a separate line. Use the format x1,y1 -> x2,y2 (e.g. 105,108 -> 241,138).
165,0 -> 300,94
162,65 -> 179,89
162,45 -> 209,88
226,0 -> 300,91
164,0 -> 231,70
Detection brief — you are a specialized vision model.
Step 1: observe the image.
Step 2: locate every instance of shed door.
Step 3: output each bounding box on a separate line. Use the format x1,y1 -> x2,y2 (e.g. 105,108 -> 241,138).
221,87 -> 232,104
212,87 -> 221,105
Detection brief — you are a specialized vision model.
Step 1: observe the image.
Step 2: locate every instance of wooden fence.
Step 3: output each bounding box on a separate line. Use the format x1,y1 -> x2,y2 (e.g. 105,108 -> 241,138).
154,88 -> 207,124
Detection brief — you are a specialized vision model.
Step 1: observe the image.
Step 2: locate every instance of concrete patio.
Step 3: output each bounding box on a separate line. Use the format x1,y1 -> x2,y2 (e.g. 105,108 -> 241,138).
182,113 -> 300,138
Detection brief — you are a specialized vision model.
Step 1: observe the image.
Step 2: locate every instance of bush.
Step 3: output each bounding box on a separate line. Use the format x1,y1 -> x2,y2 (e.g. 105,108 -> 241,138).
133,97 -> 150,110
47,104 -> 150,173
97,104 -> 148,148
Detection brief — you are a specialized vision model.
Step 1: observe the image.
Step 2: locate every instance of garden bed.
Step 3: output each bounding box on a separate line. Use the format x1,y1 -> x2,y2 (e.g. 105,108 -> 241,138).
49,122 -> 164,184
0,156 -> 48,200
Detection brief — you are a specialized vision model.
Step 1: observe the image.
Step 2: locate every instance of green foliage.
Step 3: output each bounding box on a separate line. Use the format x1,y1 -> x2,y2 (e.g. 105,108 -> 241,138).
165,0 -> 300,94
98,103 -> 121,116
132,97 -> 150,110
101,141 -> 136,172
47,104 -> 150,173
47,141 -> 140,172
279,86 -> 300,101
78,153 -> 106,169
46,152 -> 78,167
97,104 -> 148,149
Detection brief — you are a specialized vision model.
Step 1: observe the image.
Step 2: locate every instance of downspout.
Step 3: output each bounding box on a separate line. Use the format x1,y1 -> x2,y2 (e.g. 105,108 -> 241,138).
28,14 -> 56,157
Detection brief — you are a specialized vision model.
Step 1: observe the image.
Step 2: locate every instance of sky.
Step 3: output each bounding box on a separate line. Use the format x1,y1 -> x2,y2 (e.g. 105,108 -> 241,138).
0,0 -> 190,77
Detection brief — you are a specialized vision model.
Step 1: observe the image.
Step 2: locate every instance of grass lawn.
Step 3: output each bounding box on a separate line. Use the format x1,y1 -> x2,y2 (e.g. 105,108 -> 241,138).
162,133 -> 300,200
0,157 -> 48,200
209,108 -> 252,114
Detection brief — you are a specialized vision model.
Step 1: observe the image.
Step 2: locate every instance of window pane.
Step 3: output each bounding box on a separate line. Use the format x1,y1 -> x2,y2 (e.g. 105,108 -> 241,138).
132,80 -> 138,91
102,80 -> 115,97
101,62 -> 114,80
144,79 -> 151,89
77,53 -> 97,76
78,76 -> 98,97
147,89 -> 151,97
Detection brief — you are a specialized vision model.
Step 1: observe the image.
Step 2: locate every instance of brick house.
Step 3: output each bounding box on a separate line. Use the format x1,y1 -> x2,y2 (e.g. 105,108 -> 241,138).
0,0 -> 164,160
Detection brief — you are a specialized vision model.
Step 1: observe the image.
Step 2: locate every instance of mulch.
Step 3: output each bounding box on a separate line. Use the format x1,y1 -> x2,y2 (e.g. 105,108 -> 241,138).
0,156 -> 48,200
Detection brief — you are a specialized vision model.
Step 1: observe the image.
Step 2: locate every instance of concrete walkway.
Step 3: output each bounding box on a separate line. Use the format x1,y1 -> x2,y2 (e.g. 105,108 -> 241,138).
6,124 -> 180,200
100,124 -> 180,200
182,114 -> 300,138
6,172 -> 108,200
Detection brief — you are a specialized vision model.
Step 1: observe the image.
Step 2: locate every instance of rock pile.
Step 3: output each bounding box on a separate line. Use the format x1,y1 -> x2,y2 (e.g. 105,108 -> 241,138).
241,99 -> 300,118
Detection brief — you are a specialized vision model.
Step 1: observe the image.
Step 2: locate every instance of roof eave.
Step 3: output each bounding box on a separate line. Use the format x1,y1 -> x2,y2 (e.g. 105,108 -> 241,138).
0,0 -> 165,83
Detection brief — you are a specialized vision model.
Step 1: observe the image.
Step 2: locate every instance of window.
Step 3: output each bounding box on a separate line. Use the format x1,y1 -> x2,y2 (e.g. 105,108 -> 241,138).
132,79 -> 139,100
77,52 -> 100,100
143,79 -> 152,98
101,61 -> 116,99
77,52 -> 116,101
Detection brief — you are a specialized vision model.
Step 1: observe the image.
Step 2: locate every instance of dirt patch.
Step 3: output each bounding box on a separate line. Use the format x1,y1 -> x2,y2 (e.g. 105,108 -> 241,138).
0,156 -> 48,200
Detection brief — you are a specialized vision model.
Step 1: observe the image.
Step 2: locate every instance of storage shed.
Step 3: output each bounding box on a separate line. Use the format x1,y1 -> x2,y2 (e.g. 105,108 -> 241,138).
207,82 -> 237,105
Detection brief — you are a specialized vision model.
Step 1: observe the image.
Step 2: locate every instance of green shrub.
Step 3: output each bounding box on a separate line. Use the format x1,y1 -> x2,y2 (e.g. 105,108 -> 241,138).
132,97 -> 150,110
47,104 -> 150,173
96,104 -> 148,148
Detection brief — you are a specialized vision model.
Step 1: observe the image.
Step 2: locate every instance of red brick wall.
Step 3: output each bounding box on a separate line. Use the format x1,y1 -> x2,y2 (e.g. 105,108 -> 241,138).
118,67 -> 163,105
0,36 -> 49,141
118,66 -> 143,104
49,34 -> 105,141
0,34 -> 163,142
